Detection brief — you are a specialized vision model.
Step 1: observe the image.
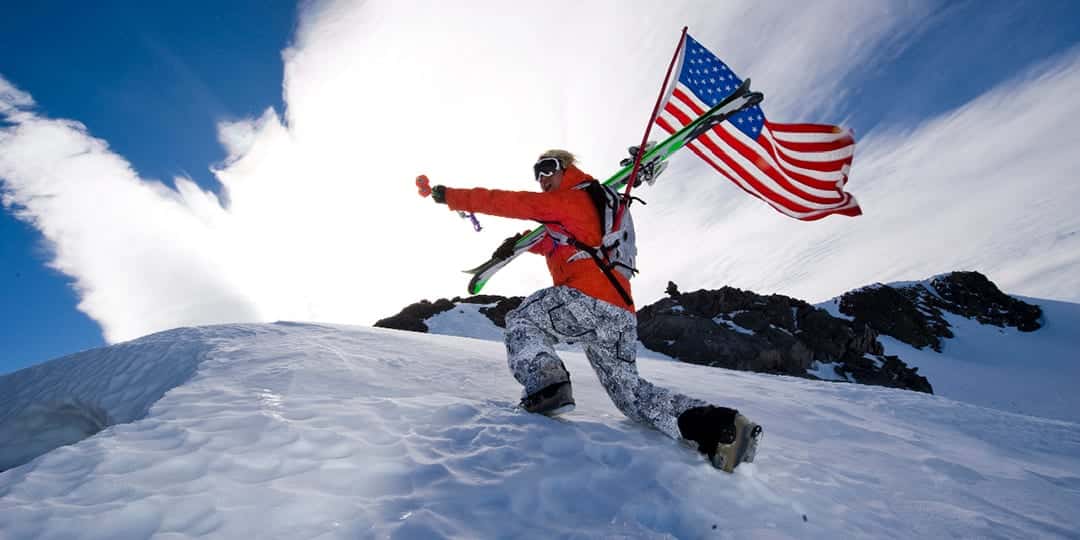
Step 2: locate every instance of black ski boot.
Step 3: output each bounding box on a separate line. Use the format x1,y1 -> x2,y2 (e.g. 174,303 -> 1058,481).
678,406 -> 763,473
521,381 -> 575,416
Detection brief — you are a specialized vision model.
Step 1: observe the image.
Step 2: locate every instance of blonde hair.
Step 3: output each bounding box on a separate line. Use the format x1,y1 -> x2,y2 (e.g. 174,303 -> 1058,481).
539,149 -> 576,169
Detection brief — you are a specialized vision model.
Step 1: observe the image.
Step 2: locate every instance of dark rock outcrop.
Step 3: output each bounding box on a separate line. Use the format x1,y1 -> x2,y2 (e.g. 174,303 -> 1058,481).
478,296 -> 524,328
839,271 -> 1042,351
839,284 -> 951,351
635,286 -> 932,393
374,298 -> 456,333
927,272 -> 1042,331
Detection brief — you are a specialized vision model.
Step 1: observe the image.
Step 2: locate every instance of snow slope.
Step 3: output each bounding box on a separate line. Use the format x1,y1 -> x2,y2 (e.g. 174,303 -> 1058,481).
2,323 -> 1079,539
815,291 -> 1080,425
876,296 -> 1080,424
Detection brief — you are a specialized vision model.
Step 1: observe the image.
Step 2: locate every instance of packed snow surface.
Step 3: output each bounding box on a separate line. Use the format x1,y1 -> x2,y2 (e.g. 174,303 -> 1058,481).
1,322 -> 1079,539
814,291 -> 1080,424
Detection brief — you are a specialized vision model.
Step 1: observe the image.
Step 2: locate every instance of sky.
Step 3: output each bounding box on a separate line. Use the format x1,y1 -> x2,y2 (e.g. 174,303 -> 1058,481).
2,0 -> 1080,374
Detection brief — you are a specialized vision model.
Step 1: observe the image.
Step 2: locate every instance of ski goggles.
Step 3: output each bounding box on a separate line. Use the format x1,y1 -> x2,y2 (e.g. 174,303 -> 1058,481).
533,157 -> 562,180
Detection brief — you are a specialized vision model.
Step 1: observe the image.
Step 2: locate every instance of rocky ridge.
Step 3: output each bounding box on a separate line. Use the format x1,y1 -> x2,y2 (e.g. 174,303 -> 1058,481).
375,271 -> 1043,394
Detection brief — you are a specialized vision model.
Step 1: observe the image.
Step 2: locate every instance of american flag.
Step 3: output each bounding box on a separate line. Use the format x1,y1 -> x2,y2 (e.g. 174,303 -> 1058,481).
657,34 -> 862,220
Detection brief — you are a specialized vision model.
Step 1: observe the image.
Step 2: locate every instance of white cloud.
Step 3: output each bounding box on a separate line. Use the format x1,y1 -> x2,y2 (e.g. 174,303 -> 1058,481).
13,0 -> 1076,345
0,103 -> 260,341
0,77 -> 35,121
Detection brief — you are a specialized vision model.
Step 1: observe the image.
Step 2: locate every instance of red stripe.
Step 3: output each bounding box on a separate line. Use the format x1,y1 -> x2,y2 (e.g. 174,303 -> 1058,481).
672,88 -> 707,116
769,136 -> 854,154
662,101 -> 698,134
799,202 -> 863,221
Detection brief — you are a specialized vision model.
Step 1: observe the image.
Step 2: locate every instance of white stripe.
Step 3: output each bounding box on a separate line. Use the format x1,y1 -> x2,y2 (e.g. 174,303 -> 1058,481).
769,127 -> 853,144
765,130 -> 855,162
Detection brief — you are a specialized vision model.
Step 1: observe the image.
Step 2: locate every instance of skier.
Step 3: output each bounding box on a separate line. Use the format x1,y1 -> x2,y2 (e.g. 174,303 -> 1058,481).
419,149 -> 762,472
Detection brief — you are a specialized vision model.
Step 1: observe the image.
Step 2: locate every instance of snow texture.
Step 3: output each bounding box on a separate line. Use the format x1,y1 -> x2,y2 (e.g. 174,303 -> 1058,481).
424,303 -> 506,342
877,296 -> 1080,424
1,322 -> 1079,538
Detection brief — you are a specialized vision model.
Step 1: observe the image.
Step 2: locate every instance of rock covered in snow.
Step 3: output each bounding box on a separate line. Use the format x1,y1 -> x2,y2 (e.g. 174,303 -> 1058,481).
374,295 -> 521,333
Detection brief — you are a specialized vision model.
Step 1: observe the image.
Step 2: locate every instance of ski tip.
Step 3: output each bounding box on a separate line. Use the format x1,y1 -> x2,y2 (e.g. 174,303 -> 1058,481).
468,276 -> 487,295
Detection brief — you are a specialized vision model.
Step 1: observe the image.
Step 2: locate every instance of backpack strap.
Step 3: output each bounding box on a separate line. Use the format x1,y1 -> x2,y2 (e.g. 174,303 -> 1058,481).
566,238 -> 635,308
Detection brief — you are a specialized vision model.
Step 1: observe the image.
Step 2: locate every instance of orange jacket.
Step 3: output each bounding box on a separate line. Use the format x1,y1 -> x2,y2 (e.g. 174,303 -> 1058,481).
444,165 -> 634,312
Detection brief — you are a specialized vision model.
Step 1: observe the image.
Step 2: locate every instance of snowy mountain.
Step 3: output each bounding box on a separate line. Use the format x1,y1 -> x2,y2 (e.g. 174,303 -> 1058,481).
2,321 -> 1078,538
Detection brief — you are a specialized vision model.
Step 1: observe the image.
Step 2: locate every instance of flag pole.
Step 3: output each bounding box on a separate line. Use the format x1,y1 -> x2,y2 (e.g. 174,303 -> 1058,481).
613,26 -> 688,230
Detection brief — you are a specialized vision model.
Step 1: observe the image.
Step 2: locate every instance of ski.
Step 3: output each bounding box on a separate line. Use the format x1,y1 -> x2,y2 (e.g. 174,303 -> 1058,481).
463,79 -> 764,294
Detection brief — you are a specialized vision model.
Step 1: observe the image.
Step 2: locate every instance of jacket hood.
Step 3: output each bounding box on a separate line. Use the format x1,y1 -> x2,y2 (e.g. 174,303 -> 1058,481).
555,165 -> 593,192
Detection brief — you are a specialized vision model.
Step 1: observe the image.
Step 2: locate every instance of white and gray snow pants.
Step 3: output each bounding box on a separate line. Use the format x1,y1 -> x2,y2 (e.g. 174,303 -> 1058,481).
504,286 -> 708,441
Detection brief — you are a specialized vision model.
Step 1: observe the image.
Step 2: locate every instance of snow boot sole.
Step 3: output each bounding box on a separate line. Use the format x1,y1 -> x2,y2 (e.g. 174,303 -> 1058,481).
520,381 -> 575,417
712,415 -> 763,473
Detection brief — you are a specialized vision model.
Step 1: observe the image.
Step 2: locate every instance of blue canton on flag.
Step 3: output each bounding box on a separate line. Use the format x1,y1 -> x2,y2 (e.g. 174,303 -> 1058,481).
679,35 -> 764,140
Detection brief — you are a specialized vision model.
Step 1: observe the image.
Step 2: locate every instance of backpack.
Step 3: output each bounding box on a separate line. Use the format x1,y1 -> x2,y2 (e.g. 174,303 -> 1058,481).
549,181 -> 640,307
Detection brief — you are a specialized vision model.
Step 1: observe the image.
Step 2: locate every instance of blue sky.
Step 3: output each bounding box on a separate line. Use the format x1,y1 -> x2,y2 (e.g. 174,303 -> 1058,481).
2,1 -> 1079,374
2,2 -> 295,372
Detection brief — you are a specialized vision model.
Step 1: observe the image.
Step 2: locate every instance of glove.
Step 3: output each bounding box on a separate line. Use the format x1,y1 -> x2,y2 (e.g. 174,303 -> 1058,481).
493,232 -> 525,260
416,174 -> 447,204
